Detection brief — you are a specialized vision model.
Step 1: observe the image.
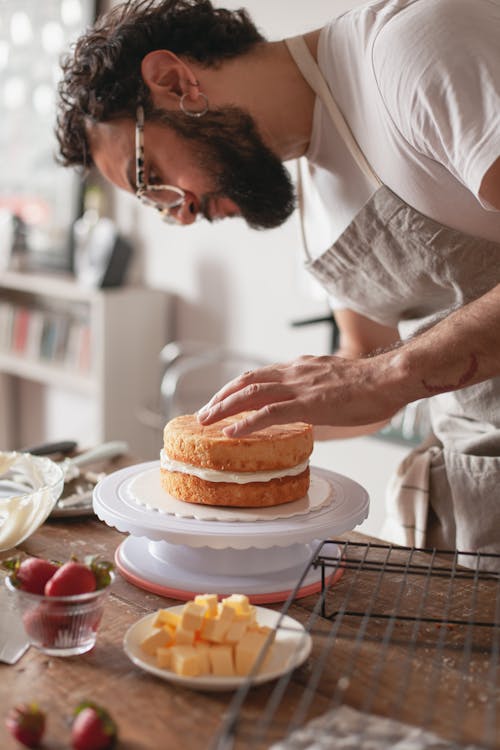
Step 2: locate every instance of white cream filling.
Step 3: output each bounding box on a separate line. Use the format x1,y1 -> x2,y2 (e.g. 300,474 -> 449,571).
0,453 -> 63,550
160,449 -> 309,484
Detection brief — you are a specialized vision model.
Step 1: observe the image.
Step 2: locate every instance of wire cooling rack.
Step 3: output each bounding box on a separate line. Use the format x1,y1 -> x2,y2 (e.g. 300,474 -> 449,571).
213,539 -> 500,750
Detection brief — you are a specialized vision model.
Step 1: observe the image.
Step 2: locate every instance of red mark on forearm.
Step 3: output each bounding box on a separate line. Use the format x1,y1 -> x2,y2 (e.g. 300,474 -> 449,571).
422,353 -> 478,395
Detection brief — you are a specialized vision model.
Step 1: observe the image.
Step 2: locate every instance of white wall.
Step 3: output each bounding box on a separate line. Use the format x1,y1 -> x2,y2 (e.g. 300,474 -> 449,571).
110,0 -> 406,538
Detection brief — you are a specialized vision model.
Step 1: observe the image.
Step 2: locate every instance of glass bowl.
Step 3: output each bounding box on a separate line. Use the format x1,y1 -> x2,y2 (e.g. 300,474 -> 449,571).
5,572 -> 115,656
0,452 -> 65,551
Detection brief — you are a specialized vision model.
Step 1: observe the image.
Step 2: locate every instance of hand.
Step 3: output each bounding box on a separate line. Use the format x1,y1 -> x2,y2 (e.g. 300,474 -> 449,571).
196,354 -> 403,437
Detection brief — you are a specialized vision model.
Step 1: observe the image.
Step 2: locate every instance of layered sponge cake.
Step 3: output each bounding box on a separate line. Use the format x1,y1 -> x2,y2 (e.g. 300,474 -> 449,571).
160,413 -> 313,507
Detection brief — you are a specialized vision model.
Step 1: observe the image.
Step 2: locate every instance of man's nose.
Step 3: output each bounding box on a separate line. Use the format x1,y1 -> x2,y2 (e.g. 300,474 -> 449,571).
174,194 -> 198,225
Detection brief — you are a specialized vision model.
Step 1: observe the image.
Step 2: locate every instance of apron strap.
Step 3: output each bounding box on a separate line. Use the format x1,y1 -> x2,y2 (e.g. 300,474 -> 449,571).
285,35 -> 382,188
294,159 -> 314,262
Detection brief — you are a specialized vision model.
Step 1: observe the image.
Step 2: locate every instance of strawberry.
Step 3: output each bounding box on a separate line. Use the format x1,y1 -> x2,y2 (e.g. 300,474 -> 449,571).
22,601 -> 74,648
3,556 -> 59,594
22,606 -> 46,645
71,702 -> 117,750
44,561 -> 96,596
5,703 -> 45,748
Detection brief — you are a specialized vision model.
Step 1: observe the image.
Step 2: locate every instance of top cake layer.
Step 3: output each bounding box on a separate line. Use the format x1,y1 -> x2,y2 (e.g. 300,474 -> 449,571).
163,413 -> 313,472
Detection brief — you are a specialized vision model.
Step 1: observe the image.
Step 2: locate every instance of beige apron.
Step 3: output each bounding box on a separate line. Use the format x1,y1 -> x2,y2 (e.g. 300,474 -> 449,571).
286,36 -> 500,570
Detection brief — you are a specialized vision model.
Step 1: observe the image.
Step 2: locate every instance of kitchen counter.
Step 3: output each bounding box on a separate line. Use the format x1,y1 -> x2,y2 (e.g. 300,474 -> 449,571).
1,456 -> 498,749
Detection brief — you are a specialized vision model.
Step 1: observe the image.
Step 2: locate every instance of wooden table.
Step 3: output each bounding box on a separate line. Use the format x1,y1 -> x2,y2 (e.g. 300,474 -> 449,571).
1,457 -> 499,749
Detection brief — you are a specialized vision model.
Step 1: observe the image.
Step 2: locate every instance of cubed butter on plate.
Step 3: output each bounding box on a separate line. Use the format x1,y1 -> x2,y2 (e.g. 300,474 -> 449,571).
235,630 -> 269,676
181,601 -> 206,631
224,618 -> 249,644
209,644 -> 235,677
152,609 -> 181,629
201,608 -> 234,643
175,624 -> 196,645
140,627 -> 174,656
170,645 -> 203,677
141,595 -> 278,679
222,594 -> 251,614
194,593 -> 218,617
194,642 -> 211,675
156,647 -> 172,669
217,602 -> 236,623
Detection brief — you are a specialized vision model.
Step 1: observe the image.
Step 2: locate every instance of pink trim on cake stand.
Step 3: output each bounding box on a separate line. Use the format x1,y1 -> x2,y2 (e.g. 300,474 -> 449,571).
115,539 -> 344,603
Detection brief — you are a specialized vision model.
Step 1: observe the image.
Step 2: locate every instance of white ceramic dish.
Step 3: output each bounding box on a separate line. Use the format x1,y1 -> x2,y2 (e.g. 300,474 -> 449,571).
123,605 -> 312,692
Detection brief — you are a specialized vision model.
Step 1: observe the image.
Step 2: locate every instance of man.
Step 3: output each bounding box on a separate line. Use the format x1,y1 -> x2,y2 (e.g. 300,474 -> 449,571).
56,0 -> 500,563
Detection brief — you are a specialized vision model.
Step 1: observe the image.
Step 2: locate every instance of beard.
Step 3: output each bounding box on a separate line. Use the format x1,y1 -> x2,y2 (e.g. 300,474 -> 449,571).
148,104 -> 296,229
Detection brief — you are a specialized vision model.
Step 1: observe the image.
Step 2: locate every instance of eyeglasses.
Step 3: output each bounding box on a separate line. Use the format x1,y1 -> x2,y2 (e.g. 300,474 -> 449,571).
135,105 -> 186,224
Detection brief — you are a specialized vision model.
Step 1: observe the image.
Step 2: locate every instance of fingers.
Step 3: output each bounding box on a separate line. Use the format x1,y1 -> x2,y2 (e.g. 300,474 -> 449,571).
195,355 -> 336,435
197,381 -> 294,425
221,402 -> 307,438
197,366 -> 285,417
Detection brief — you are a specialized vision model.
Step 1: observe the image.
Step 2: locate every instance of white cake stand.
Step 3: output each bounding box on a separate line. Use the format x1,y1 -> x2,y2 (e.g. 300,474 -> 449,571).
93,461 -> 369,603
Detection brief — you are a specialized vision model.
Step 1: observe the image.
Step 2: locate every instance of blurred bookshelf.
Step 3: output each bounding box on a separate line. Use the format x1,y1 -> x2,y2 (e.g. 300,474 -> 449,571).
0,270 -> 169,456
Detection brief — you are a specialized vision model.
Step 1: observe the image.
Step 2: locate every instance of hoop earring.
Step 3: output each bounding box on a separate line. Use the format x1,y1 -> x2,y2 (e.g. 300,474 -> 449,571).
180,91 -> 209,118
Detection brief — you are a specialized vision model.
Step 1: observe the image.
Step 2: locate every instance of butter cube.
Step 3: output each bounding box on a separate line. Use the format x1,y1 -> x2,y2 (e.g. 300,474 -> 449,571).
181,601 -> 206,631
201,604 -> 235,643
194,642 -> 211,675
152,609 -> 181,629
253,624 -> 275,641
175,624 -> 195,645
201,615 -> 231,643
194,593 -> 218,617
222,594 -> 251,614
140,627 -> 174,656
234,611 -> 252,625
217,602 -> 236,623
208,644 -> 235,677
170,645 -> 202,677
156,647 -> 172,669
224,618 -> 249,644
235,630 -> 269,676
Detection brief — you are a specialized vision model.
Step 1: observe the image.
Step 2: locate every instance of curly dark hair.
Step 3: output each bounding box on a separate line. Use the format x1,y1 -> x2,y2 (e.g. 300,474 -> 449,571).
55,0 -> 265,169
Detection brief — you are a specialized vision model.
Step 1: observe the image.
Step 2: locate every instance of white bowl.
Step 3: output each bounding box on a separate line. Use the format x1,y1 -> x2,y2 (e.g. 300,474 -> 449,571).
0,452 -> 64,551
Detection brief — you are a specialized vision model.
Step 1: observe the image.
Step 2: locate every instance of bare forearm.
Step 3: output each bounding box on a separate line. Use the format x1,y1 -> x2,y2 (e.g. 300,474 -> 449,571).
313,420 -> 391,441
197,286 -> 500,437
384,284 -> 500,404
313,343 -> 392,439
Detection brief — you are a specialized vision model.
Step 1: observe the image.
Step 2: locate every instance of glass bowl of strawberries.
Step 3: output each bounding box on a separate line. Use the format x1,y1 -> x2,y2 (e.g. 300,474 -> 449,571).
4,555 -> 115,656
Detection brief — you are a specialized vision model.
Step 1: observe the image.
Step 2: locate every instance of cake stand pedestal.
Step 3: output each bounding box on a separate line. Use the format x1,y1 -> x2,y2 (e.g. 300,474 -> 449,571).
93,462 -> 369,603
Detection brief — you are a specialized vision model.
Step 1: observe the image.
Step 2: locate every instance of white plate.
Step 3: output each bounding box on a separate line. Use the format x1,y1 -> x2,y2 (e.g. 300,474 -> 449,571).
123,605 -> 312,692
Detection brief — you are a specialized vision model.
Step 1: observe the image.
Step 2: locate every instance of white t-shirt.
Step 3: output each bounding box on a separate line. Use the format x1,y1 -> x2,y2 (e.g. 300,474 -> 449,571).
300,0 -> 500,277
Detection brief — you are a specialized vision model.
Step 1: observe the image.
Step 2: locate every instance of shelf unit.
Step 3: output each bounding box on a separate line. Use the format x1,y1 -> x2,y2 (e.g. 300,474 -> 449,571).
0,270 -> 170,458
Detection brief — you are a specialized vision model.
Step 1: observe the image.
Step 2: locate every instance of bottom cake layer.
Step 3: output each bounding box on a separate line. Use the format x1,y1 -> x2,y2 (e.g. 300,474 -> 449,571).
160,467 -> 310,508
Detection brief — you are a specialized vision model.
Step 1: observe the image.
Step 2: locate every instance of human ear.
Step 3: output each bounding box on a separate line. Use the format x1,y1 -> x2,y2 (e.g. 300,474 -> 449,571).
141,50 -> 198,107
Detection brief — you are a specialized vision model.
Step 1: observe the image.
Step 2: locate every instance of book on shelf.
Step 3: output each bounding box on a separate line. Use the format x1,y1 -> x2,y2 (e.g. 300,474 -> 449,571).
65,320 -> 92,373
25,309 -> 45,360
40,314 -> 59,361
0,301 -> 92,374
12,306 -> 30,354
0,302 -> 14,352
